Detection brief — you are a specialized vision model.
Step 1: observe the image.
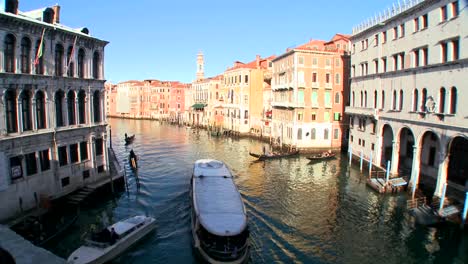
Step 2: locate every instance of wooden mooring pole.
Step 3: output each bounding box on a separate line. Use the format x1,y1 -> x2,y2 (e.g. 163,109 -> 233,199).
462,192 -> 468,228
368,151 -> 373,176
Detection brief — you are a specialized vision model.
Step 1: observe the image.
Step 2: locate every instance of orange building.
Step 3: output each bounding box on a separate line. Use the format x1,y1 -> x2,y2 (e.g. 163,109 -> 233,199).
271,34 -> 350,150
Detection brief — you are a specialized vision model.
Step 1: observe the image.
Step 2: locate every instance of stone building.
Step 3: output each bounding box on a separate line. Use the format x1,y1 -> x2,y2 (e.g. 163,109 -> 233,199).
270,34 -> 350,150
346,0 -> 468,200
0,1 -> 110,221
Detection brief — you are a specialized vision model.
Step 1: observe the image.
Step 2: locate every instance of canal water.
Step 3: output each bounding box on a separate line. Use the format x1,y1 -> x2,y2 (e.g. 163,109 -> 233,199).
47,118 -> 467,264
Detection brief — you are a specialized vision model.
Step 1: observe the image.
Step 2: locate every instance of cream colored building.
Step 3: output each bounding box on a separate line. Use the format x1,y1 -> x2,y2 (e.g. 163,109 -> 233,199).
347,0 -> 467,199
0,2 -> 110,221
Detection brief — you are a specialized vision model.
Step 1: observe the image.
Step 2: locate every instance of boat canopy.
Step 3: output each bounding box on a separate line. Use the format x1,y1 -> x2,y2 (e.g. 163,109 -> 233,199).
110,215 -> 147,236
192,159 -> 247,237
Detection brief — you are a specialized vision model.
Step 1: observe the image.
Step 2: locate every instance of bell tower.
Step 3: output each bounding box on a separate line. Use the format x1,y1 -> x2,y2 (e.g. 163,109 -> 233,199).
196,51 -> 204,81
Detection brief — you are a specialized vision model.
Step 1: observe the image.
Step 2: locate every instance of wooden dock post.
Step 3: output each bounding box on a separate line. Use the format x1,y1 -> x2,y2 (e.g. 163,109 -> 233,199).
439,183 -> 447,212
385,161 -> 390,183
360,150 -> 363,172
462,192 -> 468,227
368,151 -> 373,176
349,146 -> 352,165
411,176 -> 417,200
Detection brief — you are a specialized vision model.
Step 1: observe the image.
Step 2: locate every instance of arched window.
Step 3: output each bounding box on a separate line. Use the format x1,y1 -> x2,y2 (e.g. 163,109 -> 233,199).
35,39 -> 45,74
412,89 -> 419,112
297,128 -> 302,140
5,34 -> 16,73
78,90 -> 86,124
92,51 -> 100,79
93,90 -> 101,123
67,46 -> 74,77
360,91 -> 363,107
449,87 -> 457,114
392,90 -> 397,110
381,91 -> 385,109
374,90 -> 378,109
399,89 -> 404,111
67,91 -> 76,125
439,87 -> 446,113
21,37 -> 31,73
77,48 -> 85,78
364,91 -> 368,107
20,90 -> 32,131
55,44 -> 64,76
335,73 -> 340,84
55,90 -> 64,127
311,128 -> 316,140
324,128 -> 329,140
334,92 -> 340,104
421,88 -> 427,112
5,89 -> 18,133
35,91 -> 46,129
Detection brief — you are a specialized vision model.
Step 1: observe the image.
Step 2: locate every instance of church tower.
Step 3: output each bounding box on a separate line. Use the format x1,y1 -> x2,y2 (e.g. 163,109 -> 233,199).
196,51 -> 204,81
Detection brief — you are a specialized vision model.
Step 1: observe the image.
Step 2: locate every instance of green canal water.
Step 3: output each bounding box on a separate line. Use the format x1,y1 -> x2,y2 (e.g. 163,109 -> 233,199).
46,118 -> 468,263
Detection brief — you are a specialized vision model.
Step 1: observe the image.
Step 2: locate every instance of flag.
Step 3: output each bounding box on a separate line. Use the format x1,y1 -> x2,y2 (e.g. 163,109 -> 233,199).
66,35 -> 78,72
34,28 -> 46,66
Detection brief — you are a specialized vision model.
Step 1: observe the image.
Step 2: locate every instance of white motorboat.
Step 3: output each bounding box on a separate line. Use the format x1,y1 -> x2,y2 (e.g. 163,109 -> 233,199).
67,215 -> 156,264
190,159 -> 250,263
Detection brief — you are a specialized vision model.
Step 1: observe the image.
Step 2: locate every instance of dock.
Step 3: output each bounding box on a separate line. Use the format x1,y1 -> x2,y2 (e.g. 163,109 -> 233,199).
366,174 -> 408,194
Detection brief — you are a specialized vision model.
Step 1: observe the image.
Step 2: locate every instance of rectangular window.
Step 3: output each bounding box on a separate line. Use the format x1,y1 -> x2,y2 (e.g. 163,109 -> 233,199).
311,113 -> 316,121
324,111 -> 330,121
61,177 -> 70,187
393,27 -> 398,39
374,60 -> 379,73
311,90 -> 318,107
371,143 -> 375,151
298,56 -> 304,65
312,57 -> 318,66
297,112 -> 303,121
58,146 -> 68,166
312,72 -> 317,83
70,143 -> 79,163
245,75 -> 248,83
382,31 -> 387,43
441,5 -> 448,22
25,152 -> 37,176
451,1 -> 459,17
441,42 -> 448,63
422,47 -> 428,66
324,91 -> 331,108
244,110 -> 248,119
374,34 -> 379,46
414,50 -> 420,67
325,73 -> 330,83
325,58 -> 331,66
400,24 -> 405,38
382,57 -> 387,72
334,129 -> 339,140
422,14 -> 428,29
452,39 -> 459,60
95,138 -> 103,156
334,112 -> 341,121
335,58 -> 340,67
10,156 -> 23,180
39,149 -> 50,171
298,90 -> 304,105
414,17 -> 420,32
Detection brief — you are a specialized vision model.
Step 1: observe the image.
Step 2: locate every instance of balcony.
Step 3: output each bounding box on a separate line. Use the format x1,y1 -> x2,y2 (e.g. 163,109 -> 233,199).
271,101 -> 295,108
345,106 -> 379,120
324,83 -> 332,89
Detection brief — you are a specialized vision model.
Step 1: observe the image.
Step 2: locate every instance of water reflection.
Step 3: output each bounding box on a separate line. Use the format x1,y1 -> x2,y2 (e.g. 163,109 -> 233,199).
44,118 -> 468,264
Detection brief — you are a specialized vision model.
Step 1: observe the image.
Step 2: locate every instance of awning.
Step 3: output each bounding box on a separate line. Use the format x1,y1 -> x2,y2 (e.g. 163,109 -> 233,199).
192,103 -> 206,109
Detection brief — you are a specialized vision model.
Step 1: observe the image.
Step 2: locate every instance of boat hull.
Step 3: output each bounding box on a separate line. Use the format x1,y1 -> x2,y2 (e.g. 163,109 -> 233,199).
67,218 -> 156,264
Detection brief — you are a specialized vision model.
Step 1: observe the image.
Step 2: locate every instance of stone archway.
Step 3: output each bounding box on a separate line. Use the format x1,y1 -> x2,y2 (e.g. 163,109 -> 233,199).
418,131 -> 441,196
447,136 -> 468,198
398,127 -> 415,176
381,124 -> 393,167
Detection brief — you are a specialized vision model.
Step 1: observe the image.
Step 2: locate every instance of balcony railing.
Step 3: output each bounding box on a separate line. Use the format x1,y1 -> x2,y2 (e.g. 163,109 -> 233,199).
345,106 -> 379,120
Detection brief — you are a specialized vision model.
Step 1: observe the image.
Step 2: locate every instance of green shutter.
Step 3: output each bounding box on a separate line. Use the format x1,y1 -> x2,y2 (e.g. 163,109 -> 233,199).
324,112 -> 330,121
298,90 -> 304,104
325,91 -> 331,107
312,91 -> 318,106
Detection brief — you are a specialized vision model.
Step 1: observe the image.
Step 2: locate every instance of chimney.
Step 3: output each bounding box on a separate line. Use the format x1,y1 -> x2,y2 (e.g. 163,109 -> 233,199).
256,55 -> 260,68
52,5 -> 60,24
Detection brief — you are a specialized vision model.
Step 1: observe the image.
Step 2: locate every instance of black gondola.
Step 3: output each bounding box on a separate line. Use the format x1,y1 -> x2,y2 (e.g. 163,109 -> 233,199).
249,150 -> 299,161
306,152 -> 336,161
129,150 -> 138,170
124,134 -> 135,145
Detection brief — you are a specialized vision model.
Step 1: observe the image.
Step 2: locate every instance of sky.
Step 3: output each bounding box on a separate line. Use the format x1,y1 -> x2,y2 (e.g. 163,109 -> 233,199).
20,0 -> 397,84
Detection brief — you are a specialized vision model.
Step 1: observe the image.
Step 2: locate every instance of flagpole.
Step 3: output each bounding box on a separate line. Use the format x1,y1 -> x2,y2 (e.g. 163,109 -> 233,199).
34,28 -> 46,66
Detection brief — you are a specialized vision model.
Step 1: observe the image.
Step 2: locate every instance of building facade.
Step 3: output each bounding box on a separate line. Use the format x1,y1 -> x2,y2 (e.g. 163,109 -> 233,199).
347,0 -> 467,199
271,35 -> 350,150
0,1 -> 109,221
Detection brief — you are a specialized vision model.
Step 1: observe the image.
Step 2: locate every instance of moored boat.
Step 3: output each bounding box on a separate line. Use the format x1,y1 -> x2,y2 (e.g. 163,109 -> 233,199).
306,152 -> 336,161
190,159 -> 250,263
124,134 -> 135,145
249,150 -> 299,161
67,215 -> 156,264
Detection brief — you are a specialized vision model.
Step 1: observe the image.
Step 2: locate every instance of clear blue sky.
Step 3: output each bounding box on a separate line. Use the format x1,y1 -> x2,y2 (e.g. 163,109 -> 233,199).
21,0 -> 396,83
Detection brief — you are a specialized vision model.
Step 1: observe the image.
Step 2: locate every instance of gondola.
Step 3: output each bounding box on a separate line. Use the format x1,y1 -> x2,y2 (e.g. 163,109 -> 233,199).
124,134 -> 135,145
306,152 -> 336,161
249,150 -> 299,161
129,155 -> 138,170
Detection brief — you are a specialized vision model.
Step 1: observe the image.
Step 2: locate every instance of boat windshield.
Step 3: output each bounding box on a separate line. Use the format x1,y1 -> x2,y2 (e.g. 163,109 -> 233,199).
198,224 -> 249,261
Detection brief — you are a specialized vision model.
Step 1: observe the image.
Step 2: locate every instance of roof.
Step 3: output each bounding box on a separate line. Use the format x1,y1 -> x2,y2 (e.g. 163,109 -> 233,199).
192,159 -> 247,236
109,215 -> 150,236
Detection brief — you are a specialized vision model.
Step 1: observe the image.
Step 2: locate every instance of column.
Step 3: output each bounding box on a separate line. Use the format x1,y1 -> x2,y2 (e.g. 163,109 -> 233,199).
17,97 -> 24,133
409,145 -> 421,189
63,95 -> 69,126
391,140 -> 400,175
90,137 -> 96,176
31,99 -> 37,131
434,151 -> 450,197
74,97 -> 79,125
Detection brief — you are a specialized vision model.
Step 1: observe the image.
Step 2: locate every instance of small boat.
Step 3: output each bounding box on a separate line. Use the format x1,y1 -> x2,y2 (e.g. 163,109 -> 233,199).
306,152 -> 336,161
190,159 -> 250,263
67,215 -> 156,264
129,153 -> 138,170
249,150 -> 299,161
124,135 -> 135,145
